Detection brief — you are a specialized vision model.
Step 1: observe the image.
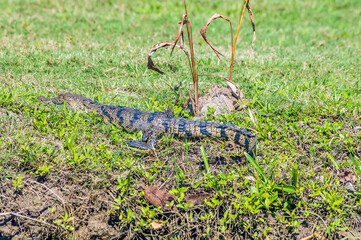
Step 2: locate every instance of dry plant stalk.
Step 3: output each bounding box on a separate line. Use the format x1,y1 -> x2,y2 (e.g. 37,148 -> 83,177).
147,0 -> 256,116
247,3 -> 256,59
183,0 -> 199,116
229,0 -> 254,81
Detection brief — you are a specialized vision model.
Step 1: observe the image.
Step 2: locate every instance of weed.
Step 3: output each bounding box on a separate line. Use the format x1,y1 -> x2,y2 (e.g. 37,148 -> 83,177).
54,212 -> 74,231
12,175 -> 23,192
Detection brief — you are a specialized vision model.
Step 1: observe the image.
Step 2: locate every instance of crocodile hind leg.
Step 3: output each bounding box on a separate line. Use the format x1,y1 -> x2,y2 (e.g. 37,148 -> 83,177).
153,107 -> 174,118
164,107 -> 174,118
126,125 -> 165,150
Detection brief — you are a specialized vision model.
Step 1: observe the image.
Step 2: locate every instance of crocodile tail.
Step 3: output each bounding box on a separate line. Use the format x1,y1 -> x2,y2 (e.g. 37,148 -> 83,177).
167,119 -> 256,153
210,121 -> 257,153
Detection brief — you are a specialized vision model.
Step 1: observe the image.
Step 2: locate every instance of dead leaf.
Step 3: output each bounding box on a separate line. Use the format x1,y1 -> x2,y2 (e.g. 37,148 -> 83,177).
147,41 -> 191,75
139,182 -> 177,211
337,169 -> 354,183
200,13 -> 233,60
150,222 -> 163,230
171,14 -> 187,55
185,193 -> 210,205
224,78 -> 244,100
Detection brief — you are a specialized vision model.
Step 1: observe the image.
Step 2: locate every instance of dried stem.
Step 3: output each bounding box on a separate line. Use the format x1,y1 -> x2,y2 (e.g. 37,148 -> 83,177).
0,212 -> 57,228
247,3 -> 256,59
188,85 -> 196,114
184,0 -> 199,116
300,233 -> 326,240
229,0 -> 249,81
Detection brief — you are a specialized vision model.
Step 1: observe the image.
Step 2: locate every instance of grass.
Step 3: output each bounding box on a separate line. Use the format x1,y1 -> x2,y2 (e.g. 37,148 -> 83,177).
1,0 -> 361,238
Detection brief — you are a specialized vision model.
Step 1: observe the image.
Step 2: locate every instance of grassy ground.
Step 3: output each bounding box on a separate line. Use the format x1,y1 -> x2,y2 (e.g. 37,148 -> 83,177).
1,0 -> 361,239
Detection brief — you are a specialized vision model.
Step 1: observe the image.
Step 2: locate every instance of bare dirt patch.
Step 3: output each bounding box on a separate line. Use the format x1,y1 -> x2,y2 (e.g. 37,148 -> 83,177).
0,171 -> 120,239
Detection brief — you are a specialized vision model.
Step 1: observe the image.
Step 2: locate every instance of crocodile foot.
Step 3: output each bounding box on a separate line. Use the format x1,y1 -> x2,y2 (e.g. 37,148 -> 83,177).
126,140 -> 155,150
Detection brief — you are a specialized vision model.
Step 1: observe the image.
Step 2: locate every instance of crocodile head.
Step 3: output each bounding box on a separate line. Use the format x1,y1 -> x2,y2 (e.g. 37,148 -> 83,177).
58,92 -> 98,111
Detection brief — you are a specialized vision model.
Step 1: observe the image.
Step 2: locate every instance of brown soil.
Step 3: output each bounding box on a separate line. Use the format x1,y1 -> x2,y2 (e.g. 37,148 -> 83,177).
1,143 -> 350,240
0,170 -> 120,239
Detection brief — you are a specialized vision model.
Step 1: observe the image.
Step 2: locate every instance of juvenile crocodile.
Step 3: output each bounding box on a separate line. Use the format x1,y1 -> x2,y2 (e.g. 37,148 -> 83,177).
38,93 -> 256,152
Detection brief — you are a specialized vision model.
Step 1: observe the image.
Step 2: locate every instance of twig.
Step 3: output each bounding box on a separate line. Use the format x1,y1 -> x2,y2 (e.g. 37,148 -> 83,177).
300,234 -> 315,240
0,212 -> 57,228
247,2 -> 256,59
110,230 -> 130,240
29,180 -> 65,205
300,233 -> 326,240
184,0 -> 199,116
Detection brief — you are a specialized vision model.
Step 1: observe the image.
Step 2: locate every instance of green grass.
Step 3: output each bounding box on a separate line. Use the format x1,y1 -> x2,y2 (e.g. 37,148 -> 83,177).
1,0 -> 361,239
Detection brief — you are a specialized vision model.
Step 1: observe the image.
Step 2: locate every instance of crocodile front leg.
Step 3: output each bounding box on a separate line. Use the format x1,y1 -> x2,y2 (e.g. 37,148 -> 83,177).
126,125 -> 165,150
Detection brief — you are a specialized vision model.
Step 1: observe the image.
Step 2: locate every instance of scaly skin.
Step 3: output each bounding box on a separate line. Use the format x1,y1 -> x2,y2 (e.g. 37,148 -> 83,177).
38,93 -> 257,152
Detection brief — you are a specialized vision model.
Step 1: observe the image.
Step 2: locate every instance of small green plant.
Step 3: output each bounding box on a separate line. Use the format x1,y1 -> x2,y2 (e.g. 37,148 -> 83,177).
174,167 -> 186,184
36,164 -> 51,177
325,214 -> 348,235
245,153 -> 296,194
63,129 -> 78,151
116,174 -> 131,196
327,152 -> 339,170
169,187 -> 188,207
17,145 -> 37,165
112,196 -> 126,210
12,175 -> 23,192
320,190 -> 344,214
201,146 -> 210,176
48,206 -> 56,214
351,155 -> 361,175
54,212 -> 74,231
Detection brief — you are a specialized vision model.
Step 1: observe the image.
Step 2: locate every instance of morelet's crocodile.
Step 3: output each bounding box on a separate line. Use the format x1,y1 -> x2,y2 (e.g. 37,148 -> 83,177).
38,93 -> 256,152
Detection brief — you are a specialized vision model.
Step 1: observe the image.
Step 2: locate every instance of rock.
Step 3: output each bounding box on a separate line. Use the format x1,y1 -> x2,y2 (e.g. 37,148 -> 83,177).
194,86 -> 248,118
